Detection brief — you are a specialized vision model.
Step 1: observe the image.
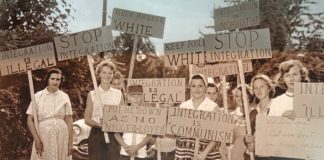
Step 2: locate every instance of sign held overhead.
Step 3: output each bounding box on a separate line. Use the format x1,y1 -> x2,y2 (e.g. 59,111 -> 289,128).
0,43 -> 56,76
54,25 -> 115,61
112,8 -> 166,38
214,0 -> 260,31
192,60 -> 253,77
164,39 -> 206,66
204,28 -> 272,62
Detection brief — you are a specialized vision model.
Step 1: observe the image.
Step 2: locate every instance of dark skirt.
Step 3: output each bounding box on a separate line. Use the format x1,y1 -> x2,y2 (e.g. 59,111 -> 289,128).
88,127 -> 121,160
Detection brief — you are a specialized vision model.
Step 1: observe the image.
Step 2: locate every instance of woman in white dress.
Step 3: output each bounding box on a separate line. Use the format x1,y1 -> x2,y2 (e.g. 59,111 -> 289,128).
268,59 -> 309,118
27,68 -> 73,160
84,60 -> 123,160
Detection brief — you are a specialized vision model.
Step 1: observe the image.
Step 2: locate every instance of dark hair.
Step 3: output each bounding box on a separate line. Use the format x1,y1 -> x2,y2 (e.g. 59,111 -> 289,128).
190,74 -> 207,86
44,68 -> 64,87
207,83 -> 219,92
276,59 -> 309,89
232,84 -> 254,104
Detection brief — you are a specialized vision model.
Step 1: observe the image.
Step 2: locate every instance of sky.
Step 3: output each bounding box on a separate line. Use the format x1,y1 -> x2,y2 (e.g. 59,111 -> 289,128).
67,0 -> 324,54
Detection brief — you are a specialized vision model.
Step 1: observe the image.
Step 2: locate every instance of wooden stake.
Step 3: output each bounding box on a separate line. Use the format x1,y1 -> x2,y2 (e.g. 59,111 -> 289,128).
27,70 -> 39,133
237,60 -> 255,160
128,35 -> 139,79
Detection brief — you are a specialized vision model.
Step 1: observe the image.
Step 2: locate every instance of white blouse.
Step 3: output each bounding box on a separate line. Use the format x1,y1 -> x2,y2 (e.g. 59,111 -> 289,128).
90,86 -> 122,123
268,92 -> 293,116
26,88 -> 72,121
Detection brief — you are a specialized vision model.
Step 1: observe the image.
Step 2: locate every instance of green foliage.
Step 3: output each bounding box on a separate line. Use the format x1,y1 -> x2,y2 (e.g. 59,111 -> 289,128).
0,88 -> 32,160
228,0 -> 324,51
0,0 -> 74,51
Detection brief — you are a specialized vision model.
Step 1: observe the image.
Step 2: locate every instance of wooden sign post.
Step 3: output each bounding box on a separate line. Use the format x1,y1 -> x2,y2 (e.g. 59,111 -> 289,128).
111,8 -> 165,159
204,27 -> 271,160
0,42 -> 56,138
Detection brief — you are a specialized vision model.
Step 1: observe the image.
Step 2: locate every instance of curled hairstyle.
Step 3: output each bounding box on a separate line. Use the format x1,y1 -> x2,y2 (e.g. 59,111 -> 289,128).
95,60 -> 116,83
44,68 -> 64,87
232,84 -> 254,104
276,59 -> 310,89
251,74 -> 275,101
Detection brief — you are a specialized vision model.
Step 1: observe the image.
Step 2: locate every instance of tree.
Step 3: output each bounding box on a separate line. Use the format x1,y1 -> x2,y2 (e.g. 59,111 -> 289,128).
0,0 -> 74,50
224,0 -> 324,51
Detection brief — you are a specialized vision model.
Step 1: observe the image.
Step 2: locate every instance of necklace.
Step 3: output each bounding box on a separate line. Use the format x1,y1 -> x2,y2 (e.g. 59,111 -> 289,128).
285,91 -> 293,97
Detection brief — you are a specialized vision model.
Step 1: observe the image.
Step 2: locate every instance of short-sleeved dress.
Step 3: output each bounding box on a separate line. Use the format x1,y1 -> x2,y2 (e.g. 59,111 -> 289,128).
88,86 -> 122,160
26,88 -> 72,160
174,97 -> 222,160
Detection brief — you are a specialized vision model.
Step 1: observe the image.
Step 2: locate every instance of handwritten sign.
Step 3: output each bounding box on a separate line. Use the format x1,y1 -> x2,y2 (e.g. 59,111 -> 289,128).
164,39 -> 205,66
167,107 -> 235,143
54,25 -> 114,61
111,8 -> 165,38
204,28 -> 271,62
294,83 -> 324,118
0,43 -> 56,76
192,60 -> 252,77
214,0 -> 260,31
255,116 -> 324,160
127,78 -> 185,103
102,105 -> 168,135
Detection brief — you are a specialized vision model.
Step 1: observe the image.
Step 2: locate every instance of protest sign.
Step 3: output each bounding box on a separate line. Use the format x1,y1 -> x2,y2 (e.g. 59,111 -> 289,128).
204,28 -> 271,62
0,43 -> 56,76
167,107 -> 235,143
192,60 -> 252,77
54,25 -> 115,61
111,8 -> 166,38
214,0 -> 260,31
127,78 -> 185,103
164,38 -> 205,66
294,83 -> 324,118
102,105 -> 168,135
255,116 -> 324,160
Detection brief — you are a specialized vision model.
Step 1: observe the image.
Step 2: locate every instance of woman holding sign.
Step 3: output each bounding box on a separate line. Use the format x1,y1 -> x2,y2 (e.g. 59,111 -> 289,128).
174,74 -> 222,160
230,84 -> 256,160
268,59 -> 309,118
265,59 -> 309,160
27,68 -> 73,160
244,74 -> 275,159
84,60 -> 123,160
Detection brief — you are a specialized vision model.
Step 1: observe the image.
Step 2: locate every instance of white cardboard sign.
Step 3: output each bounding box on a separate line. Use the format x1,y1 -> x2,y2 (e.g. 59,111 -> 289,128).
0,43 -> 56,76
294,83 -> 324,118
192,60 -> 252,77
127,78 -> 185,103
204,28 -> 272,62
102,105 -> 168,135
164,39 -> 205,66
111,8 -> 166,38
54,25 -> 115,61
167,107 -> 235,143
255,116 -> 324,160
